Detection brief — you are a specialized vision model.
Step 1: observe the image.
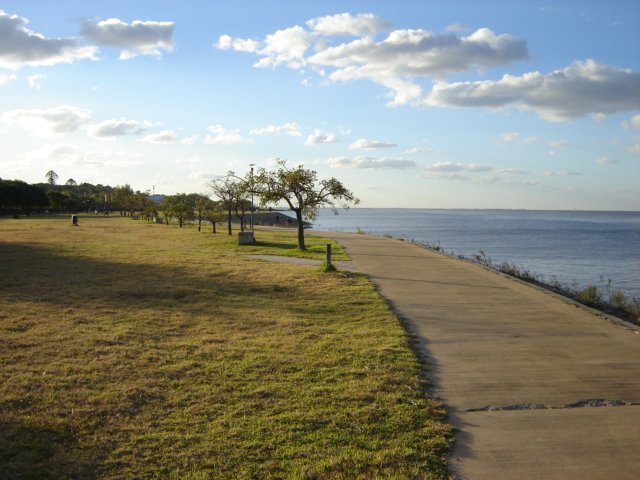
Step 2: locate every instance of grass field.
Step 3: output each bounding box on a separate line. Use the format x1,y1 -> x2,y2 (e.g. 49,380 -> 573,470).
0,215 -> 453,479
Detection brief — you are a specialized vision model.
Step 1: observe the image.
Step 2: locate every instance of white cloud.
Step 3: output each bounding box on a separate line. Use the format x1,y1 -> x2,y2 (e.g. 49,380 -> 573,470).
499,132 -> 567,147
219,15 -> 528,106
310,27 -> 528,105
180,134 -> 200,145
472,175 -> 501,184
521,136 -> 568,148
304,129 -> 338,145
307,13 -> 393,37
420,171 -> 468,181
64,150 -> 144,168
188,171 -> 217,179
421,161 -> 496,178
467,163 -> 493,172
495,168 -> 530,175
0,72 -> 17,85
424,161 -> 465,172
623,144 -> 640,154
425,60 -> 640,121
249,123 -> 301,136
596,157 -> 619,164
87,118 -> 151,138
499,132 -> 521,142
349,138 -> 397,149
621,114 -> 640,130
175,157 -> 202,166
0,105 -> 91,136
80,18 -> 174,59
26,143 -> 78,158
325,155 -> 416,169
204,124 -> 251,145
543,171 -> 581,176
142,129 -> 177,143
250,26 -> 313,68
0,10 -> 97,69
215,34 -> 260,52
27,73 -> 46,90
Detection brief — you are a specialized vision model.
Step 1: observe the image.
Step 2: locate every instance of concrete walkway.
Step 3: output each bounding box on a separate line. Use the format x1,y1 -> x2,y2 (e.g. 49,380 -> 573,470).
309,231 -> 640,480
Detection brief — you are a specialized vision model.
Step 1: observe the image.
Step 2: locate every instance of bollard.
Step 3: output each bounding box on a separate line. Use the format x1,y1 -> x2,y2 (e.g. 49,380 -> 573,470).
238,230 -> 255,245
71,214 -> 78,226
326,244 -> 332,267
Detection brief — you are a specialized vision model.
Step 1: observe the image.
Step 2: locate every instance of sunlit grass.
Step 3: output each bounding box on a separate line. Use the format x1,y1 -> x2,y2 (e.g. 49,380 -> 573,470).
0,215 -> 453,479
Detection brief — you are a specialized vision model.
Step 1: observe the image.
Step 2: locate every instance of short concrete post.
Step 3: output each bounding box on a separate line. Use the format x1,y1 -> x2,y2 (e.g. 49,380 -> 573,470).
326,244 -> 332,267
71,214 -> 78,226
238,230 -> 255,245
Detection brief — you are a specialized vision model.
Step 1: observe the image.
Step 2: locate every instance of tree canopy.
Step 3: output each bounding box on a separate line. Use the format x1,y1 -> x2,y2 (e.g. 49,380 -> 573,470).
161,194 -> 196,227
209,176 -> 250,234
0,180 -> 49,215
45,170 -> 58,186
254,159 -> 359,250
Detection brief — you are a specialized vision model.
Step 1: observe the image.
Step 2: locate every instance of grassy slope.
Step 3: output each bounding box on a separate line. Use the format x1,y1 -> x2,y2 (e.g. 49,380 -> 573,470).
0,215 -> 453,480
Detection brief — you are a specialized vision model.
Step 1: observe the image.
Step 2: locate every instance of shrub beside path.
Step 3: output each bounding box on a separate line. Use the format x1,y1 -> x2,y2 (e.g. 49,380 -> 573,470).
310,230 -> 640,480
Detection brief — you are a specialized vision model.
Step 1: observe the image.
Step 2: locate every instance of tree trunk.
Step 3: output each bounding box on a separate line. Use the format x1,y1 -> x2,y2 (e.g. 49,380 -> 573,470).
295,210 -> 306,250
227,209 -> 232,235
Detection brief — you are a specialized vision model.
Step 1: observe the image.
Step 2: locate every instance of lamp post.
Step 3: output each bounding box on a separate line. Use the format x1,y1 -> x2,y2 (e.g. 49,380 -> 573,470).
249,164 -> 255,229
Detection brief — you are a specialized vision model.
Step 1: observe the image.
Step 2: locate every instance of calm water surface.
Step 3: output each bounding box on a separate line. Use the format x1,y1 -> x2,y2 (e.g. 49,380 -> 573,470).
311,209 -> 639,300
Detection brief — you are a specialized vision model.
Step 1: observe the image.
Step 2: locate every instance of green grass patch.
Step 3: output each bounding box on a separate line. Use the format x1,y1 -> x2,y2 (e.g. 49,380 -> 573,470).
0,215 -> 453,479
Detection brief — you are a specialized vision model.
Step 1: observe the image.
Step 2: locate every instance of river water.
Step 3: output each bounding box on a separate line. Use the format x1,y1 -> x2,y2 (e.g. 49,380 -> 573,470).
310,208 -> 639,300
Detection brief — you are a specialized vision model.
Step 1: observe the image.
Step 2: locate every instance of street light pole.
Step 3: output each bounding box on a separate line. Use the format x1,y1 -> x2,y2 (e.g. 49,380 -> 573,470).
249,164 -> 255,229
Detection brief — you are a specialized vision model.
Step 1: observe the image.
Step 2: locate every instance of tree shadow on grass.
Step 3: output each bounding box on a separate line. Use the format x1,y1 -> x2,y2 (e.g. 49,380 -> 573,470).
0,415 -> 102,480
0,241 -> 284,479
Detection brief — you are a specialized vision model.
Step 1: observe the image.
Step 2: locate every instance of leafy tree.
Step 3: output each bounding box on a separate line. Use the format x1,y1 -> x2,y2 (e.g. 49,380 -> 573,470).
192,194 -> 212,232
209,176 -> 248,235
45,170 -> 58,186
254,159 -> 359,250
65,179 -> 77,186
201,199 -> 225,233
162,194 -> 195,228
139,196 -> 158,221
111,184 -> 145,216
46,191 -> 68,211
0,180 -> 48,215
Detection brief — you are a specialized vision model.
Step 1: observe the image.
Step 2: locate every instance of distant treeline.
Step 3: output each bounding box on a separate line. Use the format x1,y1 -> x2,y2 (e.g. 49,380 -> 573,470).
0,178 -> 117,215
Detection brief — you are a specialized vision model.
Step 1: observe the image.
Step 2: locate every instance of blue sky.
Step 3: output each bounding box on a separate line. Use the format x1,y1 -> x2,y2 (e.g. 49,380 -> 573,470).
1,0 -> 639,210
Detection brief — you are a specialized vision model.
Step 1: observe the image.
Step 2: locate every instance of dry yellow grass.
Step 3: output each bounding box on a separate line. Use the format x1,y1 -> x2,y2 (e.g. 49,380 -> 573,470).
0,215 -> 453,479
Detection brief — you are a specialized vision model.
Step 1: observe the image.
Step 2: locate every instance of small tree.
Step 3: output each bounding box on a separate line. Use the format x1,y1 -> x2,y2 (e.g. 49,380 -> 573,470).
139,195 -> 158,221
192,194 -> 211,231
254,159 -> 360,250
112,184 -> 136,216
162,194 -> 195,228
45,170 -> 58,186
202,199 -> 225,233
209,176 -> 247,235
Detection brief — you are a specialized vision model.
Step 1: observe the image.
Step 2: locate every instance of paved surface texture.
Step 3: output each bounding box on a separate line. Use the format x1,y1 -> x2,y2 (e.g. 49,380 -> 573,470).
309,230 -> 640,480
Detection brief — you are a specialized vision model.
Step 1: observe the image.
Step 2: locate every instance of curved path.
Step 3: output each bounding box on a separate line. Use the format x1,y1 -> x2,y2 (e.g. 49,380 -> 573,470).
309,230 -> 640,480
